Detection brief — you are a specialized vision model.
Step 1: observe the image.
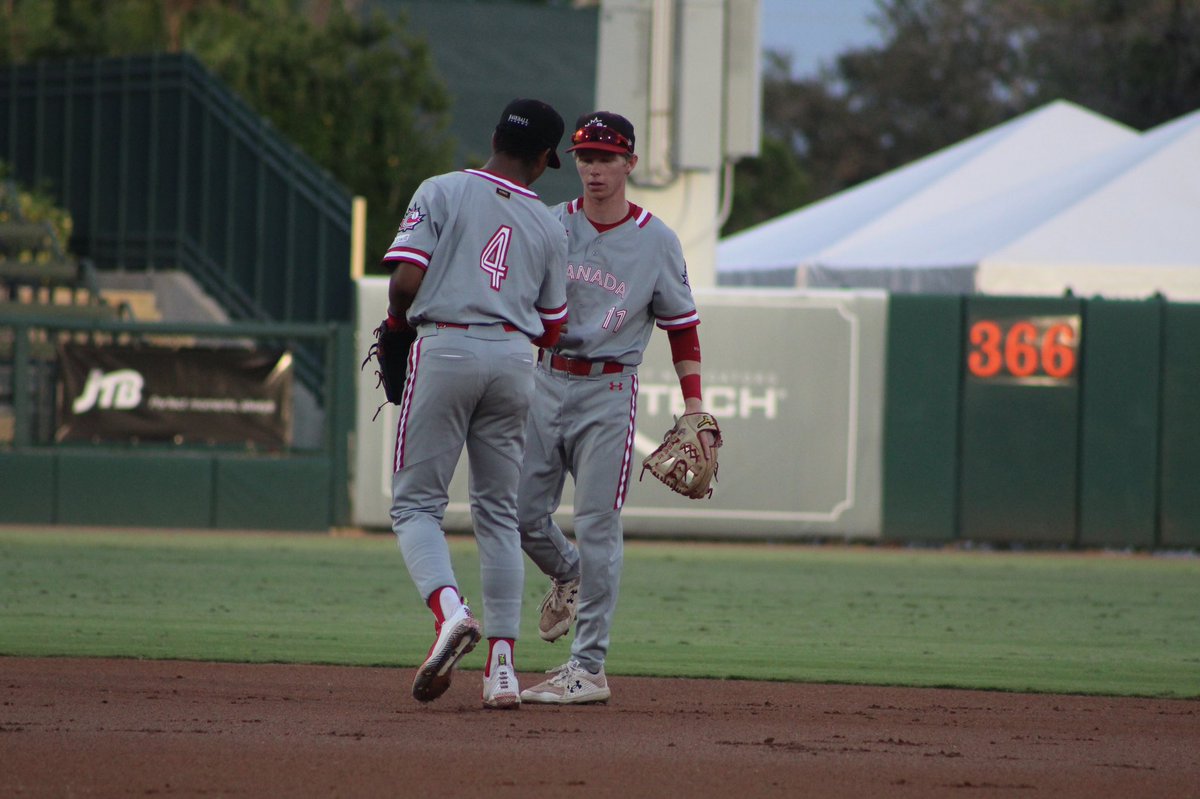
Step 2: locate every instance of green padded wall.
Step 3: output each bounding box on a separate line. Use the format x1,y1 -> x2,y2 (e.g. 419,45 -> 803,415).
56,450 -> 215,527
959,296 -> 1083,543
0,450 -> 56,523
214,456 -> 331,530
1160,303 -> 1200,546
10,450 -> 334,531
1077,299 -> 1162,548
882,294 -> 963,542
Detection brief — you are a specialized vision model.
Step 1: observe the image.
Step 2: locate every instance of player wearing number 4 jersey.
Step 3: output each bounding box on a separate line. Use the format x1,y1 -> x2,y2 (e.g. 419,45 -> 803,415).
380,99 -> 569,709
517,111 -> 717,705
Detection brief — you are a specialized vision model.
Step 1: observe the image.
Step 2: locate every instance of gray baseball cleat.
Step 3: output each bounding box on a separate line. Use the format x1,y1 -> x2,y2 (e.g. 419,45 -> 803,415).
520,659 -> 611,705
537,576 -> 580,642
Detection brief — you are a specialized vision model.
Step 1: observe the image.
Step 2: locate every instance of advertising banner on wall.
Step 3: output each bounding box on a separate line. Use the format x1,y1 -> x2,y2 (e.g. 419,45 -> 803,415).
56,343 -> 293,448
353,278 -> 888,540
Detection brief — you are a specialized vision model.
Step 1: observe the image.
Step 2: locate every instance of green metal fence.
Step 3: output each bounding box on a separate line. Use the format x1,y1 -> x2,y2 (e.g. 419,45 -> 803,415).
0,314 -> 355,530
0,54 -> 354,327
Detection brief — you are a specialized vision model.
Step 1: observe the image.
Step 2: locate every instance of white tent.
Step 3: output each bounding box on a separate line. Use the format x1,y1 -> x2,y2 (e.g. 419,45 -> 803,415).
976,109 -> 1200,299
811,107 -> 1200,299
716,101 -> 1139,290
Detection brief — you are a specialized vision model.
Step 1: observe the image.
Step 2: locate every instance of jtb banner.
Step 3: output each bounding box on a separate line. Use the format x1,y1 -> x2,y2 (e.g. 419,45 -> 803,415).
56,344 -> 293,448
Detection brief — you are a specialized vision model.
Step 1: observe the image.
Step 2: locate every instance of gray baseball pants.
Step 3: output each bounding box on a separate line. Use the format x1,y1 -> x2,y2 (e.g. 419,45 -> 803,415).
391,324 -> 534,639
517,365 -> 639,672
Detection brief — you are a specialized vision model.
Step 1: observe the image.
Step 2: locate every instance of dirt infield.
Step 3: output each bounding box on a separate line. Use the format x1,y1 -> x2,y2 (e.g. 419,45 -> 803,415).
2,658 -> 1196,797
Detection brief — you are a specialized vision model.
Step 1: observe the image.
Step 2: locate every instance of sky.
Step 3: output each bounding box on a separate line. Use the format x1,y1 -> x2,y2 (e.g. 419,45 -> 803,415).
760,0 -> 883,77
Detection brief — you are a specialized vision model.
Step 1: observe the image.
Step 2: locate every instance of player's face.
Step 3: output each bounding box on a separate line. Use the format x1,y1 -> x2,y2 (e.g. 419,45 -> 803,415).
574,150 -> 635,202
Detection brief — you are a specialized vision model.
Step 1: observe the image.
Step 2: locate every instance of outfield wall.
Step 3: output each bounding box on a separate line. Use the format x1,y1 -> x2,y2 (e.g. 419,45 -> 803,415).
5,287 -> 1194,544
883,294 -> 1200,548
354,283 -> 1200,546
353,280 -> 888,538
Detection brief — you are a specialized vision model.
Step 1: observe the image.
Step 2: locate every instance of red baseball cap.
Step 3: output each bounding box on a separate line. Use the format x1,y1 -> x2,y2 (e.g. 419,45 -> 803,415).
566,111 -> 636,156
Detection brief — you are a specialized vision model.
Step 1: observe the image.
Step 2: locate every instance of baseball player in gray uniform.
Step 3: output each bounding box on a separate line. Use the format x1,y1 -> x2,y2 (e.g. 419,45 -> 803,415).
382,99 -> 569,709
517,111 -> 716,704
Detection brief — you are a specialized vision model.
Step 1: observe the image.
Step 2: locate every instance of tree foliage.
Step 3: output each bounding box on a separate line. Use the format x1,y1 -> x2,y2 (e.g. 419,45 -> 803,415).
0,162 -> 75,260
1010,0 -> 1200,129
722,126 -> 811,235
725,0 -> 1200,236
1,0 -> 454,258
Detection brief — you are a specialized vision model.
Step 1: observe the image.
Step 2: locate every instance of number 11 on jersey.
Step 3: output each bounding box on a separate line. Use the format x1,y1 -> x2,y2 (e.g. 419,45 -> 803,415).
602,306 -> 627,331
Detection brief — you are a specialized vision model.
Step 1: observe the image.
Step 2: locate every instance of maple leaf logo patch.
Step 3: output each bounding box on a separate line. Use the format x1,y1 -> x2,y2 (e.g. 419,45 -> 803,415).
399,206 -> 426,233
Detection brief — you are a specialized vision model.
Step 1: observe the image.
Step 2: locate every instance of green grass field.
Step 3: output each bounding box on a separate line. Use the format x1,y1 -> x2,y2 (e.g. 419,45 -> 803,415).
1,527 -> 1197,698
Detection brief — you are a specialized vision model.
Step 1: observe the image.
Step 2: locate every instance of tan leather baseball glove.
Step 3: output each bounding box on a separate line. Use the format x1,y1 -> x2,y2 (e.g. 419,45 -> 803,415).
640,412 -> 723,499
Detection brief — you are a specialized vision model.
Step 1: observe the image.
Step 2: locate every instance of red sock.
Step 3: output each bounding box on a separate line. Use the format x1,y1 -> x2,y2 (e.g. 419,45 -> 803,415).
485,638 -> 515,678
426,586 -> 461,627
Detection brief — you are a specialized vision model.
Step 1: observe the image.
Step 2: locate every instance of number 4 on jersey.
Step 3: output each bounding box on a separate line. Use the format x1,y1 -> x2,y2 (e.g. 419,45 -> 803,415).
480,226 -> 512,291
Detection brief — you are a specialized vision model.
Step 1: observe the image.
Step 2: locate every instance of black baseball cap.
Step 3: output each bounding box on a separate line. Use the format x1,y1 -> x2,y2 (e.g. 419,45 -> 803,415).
495,98 -> 565,169
567,111 -> 636,156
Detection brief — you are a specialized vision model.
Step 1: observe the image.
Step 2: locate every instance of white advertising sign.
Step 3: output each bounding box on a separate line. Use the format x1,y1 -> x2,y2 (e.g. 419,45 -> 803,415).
354,280 -> 886,539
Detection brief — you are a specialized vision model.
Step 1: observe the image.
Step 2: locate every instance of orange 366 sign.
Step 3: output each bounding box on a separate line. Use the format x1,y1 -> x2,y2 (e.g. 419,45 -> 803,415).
967,315 -> 1081,385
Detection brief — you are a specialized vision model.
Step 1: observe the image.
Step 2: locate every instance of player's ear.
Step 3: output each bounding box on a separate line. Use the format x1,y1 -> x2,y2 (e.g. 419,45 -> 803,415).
626,154 -> 638,173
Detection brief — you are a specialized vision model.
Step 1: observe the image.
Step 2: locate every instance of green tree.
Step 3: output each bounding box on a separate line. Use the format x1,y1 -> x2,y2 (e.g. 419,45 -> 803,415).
177,0 -> 454,255
726,0 -> 1200,236
1,0 -> 454,261
1010,0 -> 1200,129
723,136 -> 812,235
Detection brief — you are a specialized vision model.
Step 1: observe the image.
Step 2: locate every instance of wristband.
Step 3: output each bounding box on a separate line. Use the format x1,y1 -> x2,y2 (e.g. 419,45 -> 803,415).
385,310 -> 409,332
680,373 -> 702,401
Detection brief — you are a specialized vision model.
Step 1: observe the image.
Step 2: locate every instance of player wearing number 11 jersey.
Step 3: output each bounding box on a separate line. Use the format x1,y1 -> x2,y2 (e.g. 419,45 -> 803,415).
381,99 -> 568,709
517,111 -> 716,705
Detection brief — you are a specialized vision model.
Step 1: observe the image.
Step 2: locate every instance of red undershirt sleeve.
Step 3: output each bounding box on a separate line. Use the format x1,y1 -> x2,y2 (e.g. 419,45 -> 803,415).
667,326 -> 702,401
667,325 -> 700,363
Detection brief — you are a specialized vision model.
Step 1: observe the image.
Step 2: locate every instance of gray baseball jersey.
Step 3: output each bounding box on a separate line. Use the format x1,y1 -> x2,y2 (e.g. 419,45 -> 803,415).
385,168 -> 567,641
551,198 -> 698,363
518,198 -> 700,672
383,168 -> 568,335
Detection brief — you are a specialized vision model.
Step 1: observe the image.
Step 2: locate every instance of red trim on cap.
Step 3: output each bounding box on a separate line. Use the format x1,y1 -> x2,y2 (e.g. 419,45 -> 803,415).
567,141 -> 631,155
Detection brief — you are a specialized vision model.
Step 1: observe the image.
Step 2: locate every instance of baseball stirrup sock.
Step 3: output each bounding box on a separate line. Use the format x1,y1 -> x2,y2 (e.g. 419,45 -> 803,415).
486,638 -> 514,677
428,586 -> 463,626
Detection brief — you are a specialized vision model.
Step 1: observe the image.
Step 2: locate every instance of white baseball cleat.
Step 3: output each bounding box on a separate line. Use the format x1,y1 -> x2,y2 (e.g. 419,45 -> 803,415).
537,576 -> 581,642
411,605 -> 481,703
520,659 -> 610,705
482,660 -> 521,710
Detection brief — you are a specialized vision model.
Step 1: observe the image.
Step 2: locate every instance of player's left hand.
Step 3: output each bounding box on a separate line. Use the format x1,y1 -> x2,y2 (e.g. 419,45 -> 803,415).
640,412 -> 723,499
362,315 -> 417,411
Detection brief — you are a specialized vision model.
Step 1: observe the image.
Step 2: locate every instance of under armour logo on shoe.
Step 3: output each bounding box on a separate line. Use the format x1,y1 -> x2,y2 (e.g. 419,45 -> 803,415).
609,381 -> 623,391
